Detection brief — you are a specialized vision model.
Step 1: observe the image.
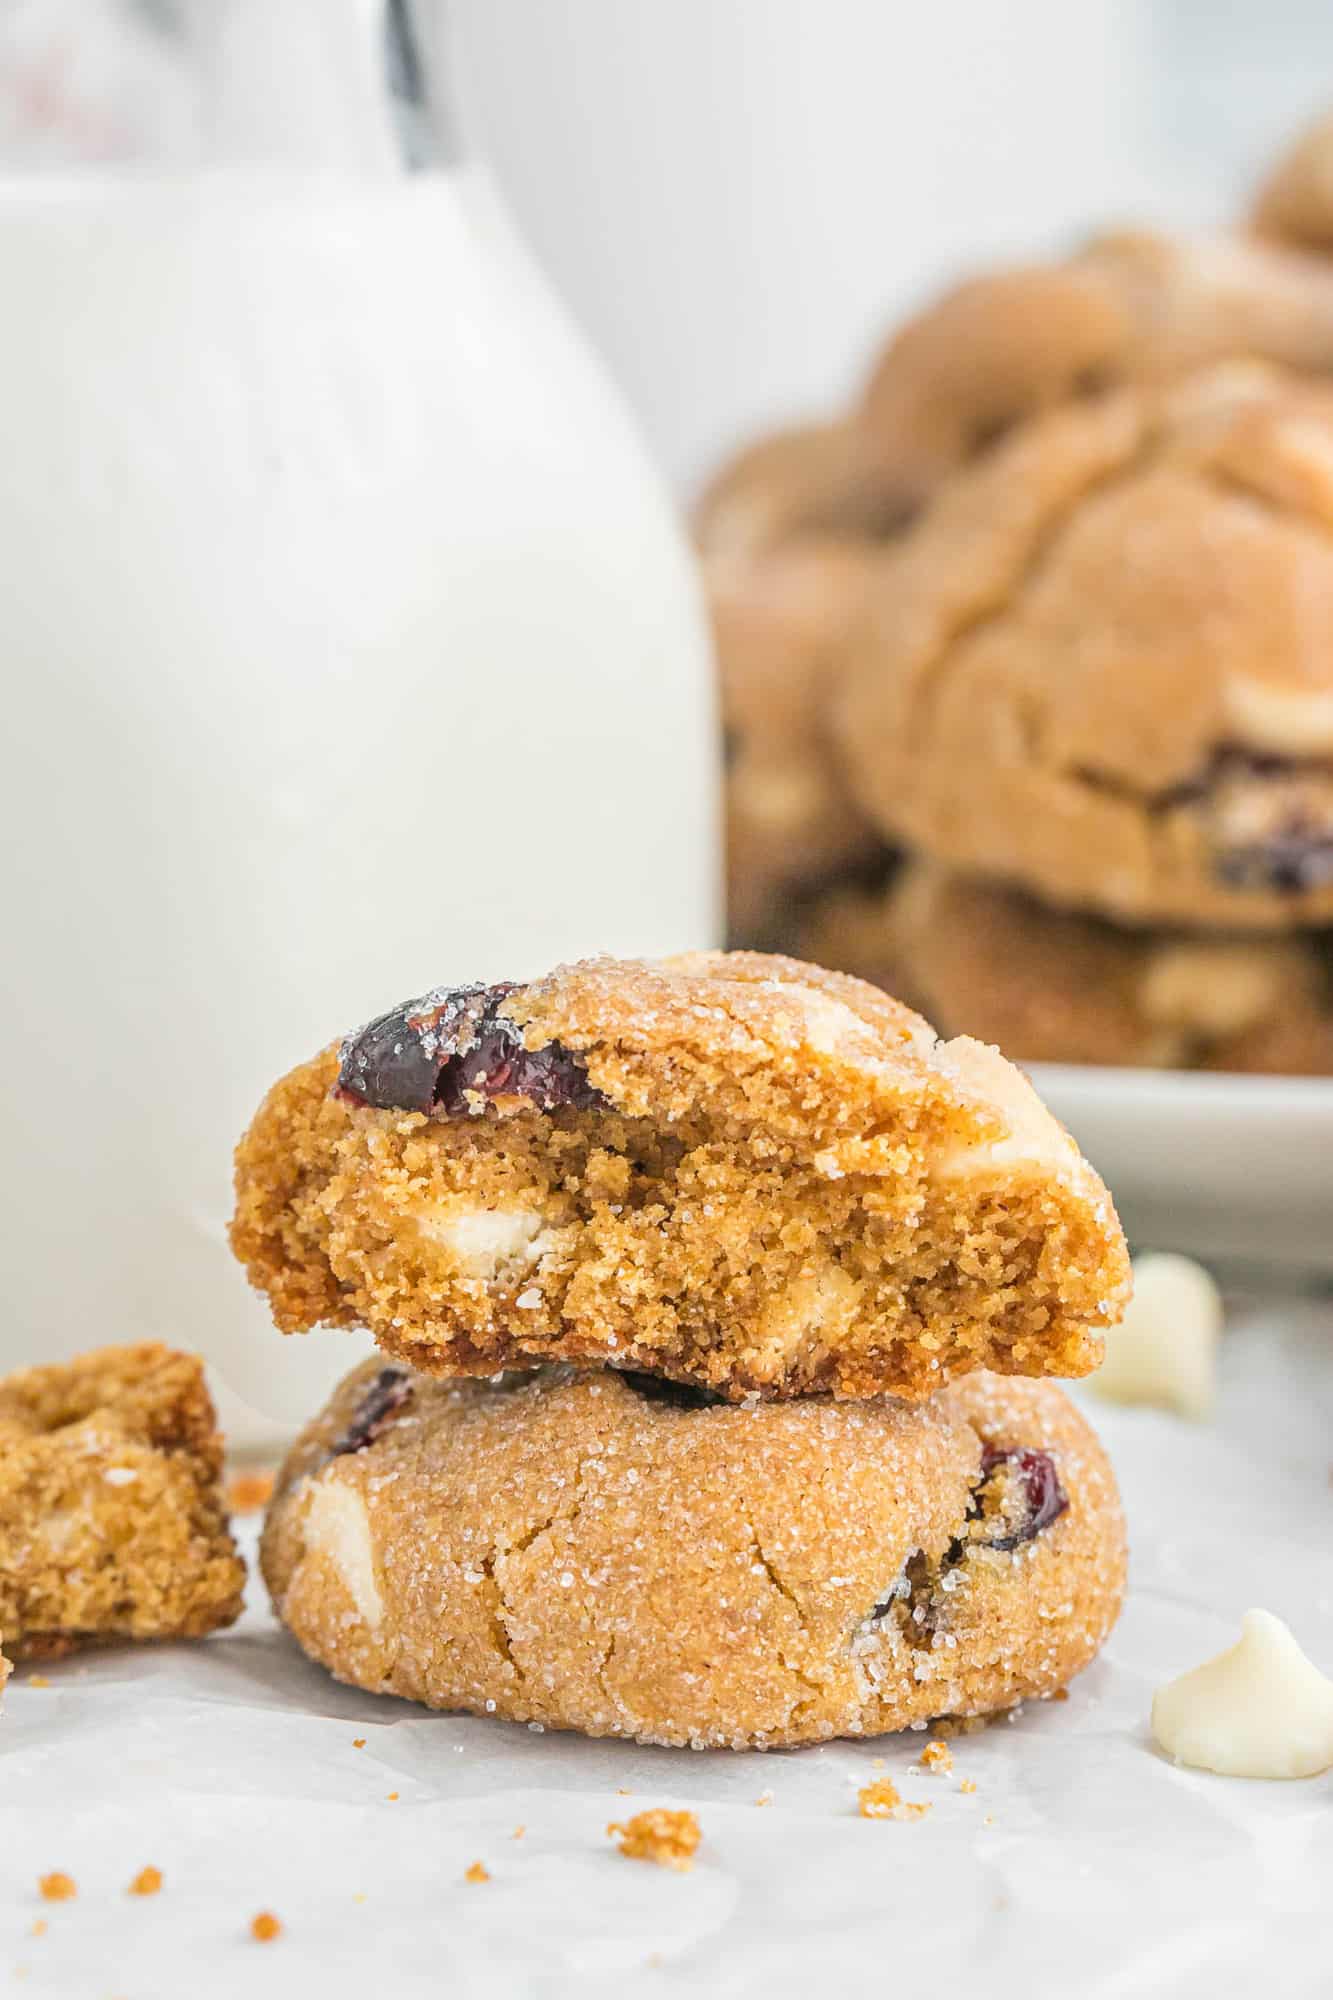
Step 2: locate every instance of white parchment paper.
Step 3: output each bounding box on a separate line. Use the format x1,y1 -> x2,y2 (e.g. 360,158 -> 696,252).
2,1294 -> 1330,2000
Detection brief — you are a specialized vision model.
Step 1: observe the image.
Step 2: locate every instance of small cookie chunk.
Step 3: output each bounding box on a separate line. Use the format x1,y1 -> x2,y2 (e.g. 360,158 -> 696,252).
261,1361 -> 1126,1750
711,535 -> 896,940
838,366 -> 1333,929
857,230 -> 1333,508
0,1344 -> 246,1659
803,863 -> 1333,1075
231,953 -> 1130,1402
1251,110 -> 1333,257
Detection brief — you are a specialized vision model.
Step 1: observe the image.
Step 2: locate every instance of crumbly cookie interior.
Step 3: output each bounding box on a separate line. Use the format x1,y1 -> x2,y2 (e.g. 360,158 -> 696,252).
233,1042 -> 1122,1401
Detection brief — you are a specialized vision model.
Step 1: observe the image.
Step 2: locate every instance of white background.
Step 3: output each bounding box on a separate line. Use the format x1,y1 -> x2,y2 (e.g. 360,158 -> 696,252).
455,0 -> 1333,491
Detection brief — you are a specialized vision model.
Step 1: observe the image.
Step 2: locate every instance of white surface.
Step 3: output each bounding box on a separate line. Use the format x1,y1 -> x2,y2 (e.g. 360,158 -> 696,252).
1032,1066 -> 1333,1272
0,9 -> 716,1427
2,1296 -> 1330,1998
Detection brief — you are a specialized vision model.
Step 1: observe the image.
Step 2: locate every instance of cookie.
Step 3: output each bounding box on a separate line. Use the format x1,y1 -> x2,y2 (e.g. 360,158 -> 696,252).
711,535 -> 894,939
838,364 -> 1333,929
262,1358 -> 1126,1750
857,230 -> 1333,511
0,1344 -> 246,1660
1251,110 -> 1333,257
231,951 -> 1129,1402
801,863 -> 1333,1075
693,419 -> 905,563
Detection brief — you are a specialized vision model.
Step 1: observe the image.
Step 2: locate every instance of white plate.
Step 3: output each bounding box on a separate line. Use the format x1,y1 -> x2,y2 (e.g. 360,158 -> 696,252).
1031,1063 -> 1333,1272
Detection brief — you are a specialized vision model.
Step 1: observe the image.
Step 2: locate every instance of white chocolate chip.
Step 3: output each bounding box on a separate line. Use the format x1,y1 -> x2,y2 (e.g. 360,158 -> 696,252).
414,1203 -> 554,1279
302,1478 -> 384,1630
1152,1610 -> 1333,1779
1223,674 -> 1333,754
1087,1252 -> 1221,1420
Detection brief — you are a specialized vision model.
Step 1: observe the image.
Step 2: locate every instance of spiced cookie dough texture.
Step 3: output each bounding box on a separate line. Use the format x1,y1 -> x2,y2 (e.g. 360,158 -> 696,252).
837,366 -> 1333,928
231,952 -> 1129,1402
0,1344 -> 246,1660
262,1360 -> 1126,1750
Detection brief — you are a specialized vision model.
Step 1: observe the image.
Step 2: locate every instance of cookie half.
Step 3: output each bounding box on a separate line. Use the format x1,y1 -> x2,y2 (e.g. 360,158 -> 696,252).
801,863 -> 1333,1076
262,1360 -> 1125,1750
231,952 -> 1129,1401
838,365 -> 1333,929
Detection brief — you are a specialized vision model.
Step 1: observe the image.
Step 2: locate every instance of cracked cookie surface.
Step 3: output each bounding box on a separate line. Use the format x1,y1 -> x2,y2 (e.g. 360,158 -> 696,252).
231,951 -> 1129,1402
0,1344 -> 246,1660
838,365 -> 1333,928
800,862 -> 1333,1075
261,1359 -> 1125,1749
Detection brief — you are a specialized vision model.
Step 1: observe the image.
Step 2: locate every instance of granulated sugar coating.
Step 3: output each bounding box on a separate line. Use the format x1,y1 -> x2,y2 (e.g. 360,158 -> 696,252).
232,952 -> 1129,1402
0,1345 -> 246,1660
260,1360 -> 1125,1750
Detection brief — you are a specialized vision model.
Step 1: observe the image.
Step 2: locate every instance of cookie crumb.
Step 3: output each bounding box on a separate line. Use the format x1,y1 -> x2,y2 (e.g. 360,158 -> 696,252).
857,1779 -> 931,1821
615,1786 -> 633,1796
511,1825 -> 526,1840
464,1862 -> 490,1885
385,1792 -> 399,1801
919,1740 -> 953,1775
754,1790 -> 774,1807
984,1813 -> 996,1826
28,1922 -> 45,1939
960,1778 -> 978,1795
250,1912 -> 282,1943
225,1469 -> 275,1515
128,1867 -> 162,1897
27,1676 -> 50,1689
1050,1687 -> 1069,1702
352,1738 -> 366,1749
353,1893 -> 367,1905
607,1809 -> 701,1872
38,1874 -> 76,1903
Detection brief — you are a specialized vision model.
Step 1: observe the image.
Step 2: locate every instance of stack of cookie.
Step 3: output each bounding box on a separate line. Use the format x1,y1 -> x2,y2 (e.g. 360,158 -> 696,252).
704,121 -> 1333,1073
233,951 -> 1132,1749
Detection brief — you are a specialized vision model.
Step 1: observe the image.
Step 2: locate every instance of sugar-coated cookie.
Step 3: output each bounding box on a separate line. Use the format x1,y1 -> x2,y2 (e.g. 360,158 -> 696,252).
838,366 -> 1333,928
263,1359 -> 1126,1750
231,952 -> 1129,1402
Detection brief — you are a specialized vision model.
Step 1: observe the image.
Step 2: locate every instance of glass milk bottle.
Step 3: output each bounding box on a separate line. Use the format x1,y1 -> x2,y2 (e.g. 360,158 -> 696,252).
0,0 -> 717,1441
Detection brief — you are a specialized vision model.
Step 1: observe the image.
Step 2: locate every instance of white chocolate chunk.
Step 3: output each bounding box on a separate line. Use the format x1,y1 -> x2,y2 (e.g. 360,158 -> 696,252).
1087,1253 -> 1221,1420
415,1203 -> 552,1278
302,1477 -> 383,1630
1139,942 -> 1279,1039
1152,1610 -> 1333,1778
931,1037 -> 1072,1177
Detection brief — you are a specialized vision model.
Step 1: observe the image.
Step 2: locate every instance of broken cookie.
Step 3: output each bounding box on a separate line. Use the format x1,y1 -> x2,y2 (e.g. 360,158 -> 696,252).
231,951 -> 1130,1402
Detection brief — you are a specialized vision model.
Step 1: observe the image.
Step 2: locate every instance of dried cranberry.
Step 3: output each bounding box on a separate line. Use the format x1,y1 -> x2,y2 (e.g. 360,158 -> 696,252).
976,1444 -> 1068,1550
335,982 -> 605,1118
618,1371 -> 726,1410
329,1367 -> 414,1457
1215,829 -> 1333,895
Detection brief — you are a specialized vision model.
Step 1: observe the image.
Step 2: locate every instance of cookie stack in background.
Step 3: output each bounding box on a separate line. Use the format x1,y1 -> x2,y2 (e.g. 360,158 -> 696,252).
702,115 -> 1333,1077
232,952 -> 1133,1749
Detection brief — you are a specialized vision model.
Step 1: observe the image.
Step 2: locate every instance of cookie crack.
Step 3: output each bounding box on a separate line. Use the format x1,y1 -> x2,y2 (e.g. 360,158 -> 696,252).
478,1552 -> 525,1689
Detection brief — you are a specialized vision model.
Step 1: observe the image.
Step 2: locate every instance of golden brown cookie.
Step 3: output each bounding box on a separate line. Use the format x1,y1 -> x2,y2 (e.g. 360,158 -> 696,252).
694,419 -> 906,563
231,952 -> 1130,1402
1251,109 -> 1333,256
857,230 -> 1333,508
0,1344 -> 246,1660
711,536 -> 894,939
262,1359 -> 1126,1750
838,365 -> 1333,929
802,863 -> 1333,1075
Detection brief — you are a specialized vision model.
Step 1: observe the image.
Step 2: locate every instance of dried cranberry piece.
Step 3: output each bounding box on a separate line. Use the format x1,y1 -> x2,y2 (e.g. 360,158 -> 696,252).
330,1367 -> 414,1457
1215,829 -> 1333,895
618,1371 -> 726,1410
976,1444 -> 1068,1551
335,982 -> 605,1118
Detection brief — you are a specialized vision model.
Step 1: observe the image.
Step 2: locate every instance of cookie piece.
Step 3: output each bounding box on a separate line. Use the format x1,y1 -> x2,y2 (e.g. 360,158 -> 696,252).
1251,110 -> 1333,257
0,1344 -> 246,1660
711,535 -> 896,940
838,365 -> 1333,929
231,952 -> 1129,1402
262,1359 -> 1125,1749
801,863 -> 1333,1075
857,231 -> 1333,510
